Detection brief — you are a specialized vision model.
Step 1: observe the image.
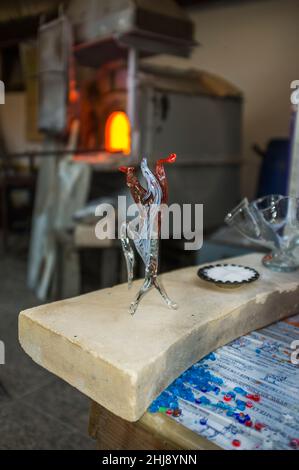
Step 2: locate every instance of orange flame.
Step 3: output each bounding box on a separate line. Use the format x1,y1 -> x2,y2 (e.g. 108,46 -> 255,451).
105,111 -> 131,155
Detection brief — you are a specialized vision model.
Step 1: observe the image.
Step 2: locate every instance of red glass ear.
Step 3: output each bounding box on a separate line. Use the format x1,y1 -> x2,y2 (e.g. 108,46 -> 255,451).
157,153 -> 176,165
119,166 -> 129,174
155,153 -> 176,204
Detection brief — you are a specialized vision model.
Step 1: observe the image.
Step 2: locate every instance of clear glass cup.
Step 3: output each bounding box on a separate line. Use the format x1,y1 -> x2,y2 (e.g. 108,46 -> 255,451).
225,195 -> 299,272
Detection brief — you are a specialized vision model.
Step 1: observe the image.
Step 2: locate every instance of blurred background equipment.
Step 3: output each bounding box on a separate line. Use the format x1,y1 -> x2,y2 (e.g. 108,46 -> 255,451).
38,14 -> 72,135
0,0 -> 297,299
10,0 -> 242,299
254,139 -> 290,198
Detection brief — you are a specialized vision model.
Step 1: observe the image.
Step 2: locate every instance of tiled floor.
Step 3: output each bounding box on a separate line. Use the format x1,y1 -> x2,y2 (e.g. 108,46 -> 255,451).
0,251 -> 95,450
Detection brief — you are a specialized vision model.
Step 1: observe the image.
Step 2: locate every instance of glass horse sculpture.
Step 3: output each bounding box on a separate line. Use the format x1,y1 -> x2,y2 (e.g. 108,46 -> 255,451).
119,154 -> 178,315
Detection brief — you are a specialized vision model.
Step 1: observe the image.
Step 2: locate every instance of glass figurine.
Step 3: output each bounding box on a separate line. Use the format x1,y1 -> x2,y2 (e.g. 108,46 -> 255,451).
225,194 -> 299,272
119,154 -> 178,315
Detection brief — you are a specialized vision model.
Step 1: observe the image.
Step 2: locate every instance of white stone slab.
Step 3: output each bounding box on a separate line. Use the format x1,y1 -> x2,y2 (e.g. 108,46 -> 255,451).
19,254 -> 299,421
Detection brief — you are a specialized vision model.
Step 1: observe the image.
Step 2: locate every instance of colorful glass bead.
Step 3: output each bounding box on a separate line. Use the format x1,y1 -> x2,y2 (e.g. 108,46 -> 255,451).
213,377 -> 223,385
290,438 -> 299,449
216,402 -> 226,410
200,418 -> 207,425
159,406 -> 168,413
236,399 -> 246,411
169,401 -> 178,409
206,352 -> 216,361
247,393 -> 260,402
172,408 -> 182,417
254,422 -> 264,431
232,439 -> 241,447
200,396 -> 210,405
237,414 -> 247,424
223,395 -> 232,402
251,394 -> 260,402
148,403 -> 159,413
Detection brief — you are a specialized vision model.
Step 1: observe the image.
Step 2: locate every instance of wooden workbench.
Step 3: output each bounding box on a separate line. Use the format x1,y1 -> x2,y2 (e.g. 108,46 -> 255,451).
18,253 -> 299,448
89,401 -> 220,450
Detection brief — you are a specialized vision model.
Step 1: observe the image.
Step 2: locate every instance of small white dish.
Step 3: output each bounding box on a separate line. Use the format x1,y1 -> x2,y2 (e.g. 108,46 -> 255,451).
197,263 -> 259,288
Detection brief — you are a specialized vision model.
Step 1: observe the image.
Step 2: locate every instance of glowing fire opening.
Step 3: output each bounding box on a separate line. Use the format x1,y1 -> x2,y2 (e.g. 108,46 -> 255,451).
105,111 -> 131,155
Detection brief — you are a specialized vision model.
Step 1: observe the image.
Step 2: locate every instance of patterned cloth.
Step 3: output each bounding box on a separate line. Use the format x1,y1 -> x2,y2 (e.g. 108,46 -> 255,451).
149,314 -> 299,450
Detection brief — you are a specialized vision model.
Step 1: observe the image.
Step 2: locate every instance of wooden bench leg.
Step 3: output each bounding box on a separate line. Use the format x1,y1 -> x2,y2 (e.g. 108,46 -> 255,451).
88,401 -> 177,450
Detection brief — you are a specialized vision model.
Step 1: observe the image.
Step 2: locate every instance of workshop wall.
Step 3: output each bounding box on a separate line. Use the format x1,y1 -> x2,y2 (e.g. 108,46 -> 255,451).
146,0 -> 299,198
